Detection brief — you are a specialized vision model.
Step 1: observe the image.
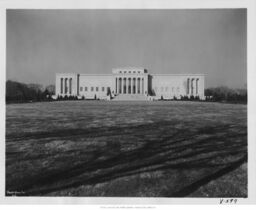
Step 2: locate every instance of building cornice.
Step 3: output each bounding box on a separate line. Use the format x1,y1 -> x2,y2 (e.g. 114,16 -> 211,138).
79,74 -> 112,76
151,74 -> 205,76
56,73 -> 205,76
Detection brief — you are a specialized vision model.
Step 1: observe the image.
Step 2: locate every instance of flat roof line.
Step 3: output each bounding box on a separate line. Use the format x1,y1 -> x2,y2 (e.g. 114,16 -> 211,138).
79,74 -> 112,76
56,73 -> 205,76
151,74 -> 205,76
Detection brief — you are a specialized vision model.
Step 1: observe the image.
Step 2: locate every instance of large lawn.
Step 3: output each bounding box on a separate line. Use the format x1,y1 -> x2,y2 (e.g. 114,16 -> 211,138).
5,101 -> 247,197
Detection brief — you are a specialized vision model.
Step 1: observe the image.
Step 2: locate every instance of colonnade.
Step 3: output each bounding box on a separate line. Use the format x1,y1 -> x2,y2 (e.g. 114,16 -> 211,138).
60,78 -> 72,95
187,78 -> 200,96
115,77 -> 145,94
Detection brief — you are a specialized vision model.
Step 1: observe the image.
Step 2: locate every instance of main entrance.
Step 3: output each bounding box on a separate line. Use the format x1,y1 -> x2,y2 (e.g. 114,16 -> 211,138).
113,68 -> 148,96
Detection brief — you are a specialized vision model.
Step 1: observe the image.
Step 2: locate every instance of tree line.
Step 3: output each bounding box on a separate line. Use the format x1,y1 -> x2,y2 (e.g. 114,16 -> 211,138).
204,86 -> 247,104
6,80 -> 55,103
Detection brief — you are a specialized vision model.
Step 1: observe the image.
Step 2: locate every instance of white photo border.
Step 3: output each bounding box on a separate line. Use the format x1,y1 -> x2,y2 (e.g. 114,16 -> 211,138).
0,0 -> 255,205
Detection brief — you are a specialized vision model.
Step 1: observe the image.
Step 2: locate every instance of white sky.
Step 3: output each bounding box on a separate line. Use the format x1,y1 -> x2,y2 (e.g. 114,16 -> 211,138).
6,9 -> 246,88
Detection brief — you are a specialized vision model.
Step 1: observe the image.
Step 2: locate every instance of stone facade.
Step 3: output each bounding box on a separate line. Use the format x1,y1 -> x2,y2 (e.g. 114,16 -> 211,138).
55,67 -> 205,100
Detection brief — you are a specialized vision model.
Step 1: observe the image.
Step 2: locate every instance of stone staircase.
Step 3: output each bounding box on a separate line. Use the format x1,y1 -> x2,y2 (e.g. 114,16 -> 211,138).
112,94 -> 149,101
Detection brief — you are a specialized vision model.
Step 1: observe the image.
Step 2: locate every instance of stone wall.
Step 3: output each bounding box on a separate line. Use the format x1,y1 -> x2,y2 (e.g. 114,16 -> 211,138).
55,70 -> 205,100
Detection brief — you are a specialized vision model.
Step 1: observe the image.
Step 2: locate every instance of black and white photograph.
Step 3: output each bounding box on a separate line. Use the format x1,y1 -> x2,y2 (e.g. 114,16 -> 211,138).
1,0 -> 256,206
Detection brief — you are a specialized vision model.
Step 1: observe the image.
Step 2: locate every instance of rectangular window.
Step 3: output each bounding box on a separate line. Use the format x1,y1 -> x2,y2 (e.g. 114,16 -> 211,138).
91,87 -> 94,91
80,87 -> 83,91
85,87 -> 88,91
102,87 -> 105,92
96,87 -> 99,92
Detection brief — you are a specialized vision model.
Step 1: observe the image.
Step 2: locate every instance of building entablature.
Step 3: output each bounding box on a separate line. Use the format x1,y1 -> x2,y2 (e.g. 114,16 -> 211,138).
151,74 -> 205,77
56,73 -> 78,76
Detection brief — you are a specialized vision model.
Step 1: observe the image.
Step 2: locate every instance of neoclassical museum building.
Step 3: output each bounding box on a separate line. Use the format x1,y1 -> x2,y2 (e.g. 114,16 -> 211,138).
55,67 -> 205,100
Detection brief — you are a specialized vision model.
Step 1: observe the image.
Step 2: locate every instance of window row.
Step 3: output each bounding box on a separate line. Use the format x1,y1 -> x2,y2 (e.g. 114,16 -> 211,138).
119,71 -> 141,74
80,86 -> 110,92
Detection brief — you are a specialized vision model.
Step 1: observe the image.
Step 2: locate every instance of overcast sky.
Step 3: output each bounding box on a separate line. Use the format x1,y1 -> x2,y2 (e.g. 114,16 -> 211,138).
6,9 -> 246,88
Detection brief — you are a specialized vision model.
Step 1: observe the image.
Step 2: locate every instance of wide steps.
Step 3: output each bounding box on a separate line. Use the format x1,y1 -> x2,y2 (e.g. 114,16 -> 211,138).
113,94 -> 148,101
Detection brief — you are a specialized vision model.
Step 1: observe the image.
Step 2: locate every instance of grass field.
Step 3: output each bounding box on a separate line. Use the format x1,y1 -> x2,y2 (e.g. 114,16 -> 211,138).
5,100 -> 247,197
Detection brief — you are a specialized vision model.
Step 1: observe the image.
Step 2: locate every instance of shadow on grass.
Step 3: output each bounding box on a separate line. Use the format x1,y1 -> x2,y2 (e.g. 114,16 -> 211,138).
6,122 -> 247,197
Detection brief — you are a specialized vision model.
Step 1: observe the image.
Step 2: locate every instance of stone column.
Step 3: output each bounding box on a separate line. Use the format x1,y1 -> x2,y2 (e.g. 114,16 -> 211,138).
144,76 -> 148,95
116,78 -> 118,94
63,78 -> 65,94
130,77 -> 132,94
128,78 -> 131,94
137,78 -> 140,94
132,78 -> 134,94
115,77 -> 117,94
135,78 -> 138,94
140,78 -> 142,94
133,78 -> 136,94
127,78 -> 129,94
125,78 -> 128,94
125,78 -> 127,94
187,78 -> 190,95
68,78 -> 70,95
201,76 -> 205,99
141,78 -> 144,95
119,77 -> 121,94
118,77 -> 121,94
196,79 -> 199,95
69,78 -> 72,95
190,78 -> 192,96
68,78 -> 70,94
191,78 -> 194,96
193,78 -> 196,96
124,78 -> 127,94
67,78 -> 69,94
123,78 -> 125,94
139,78 -> 141,94
64,78 -> 67,94
117,77 -> 122,94
60,78 -> 63,94
121,77 -> 124,94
